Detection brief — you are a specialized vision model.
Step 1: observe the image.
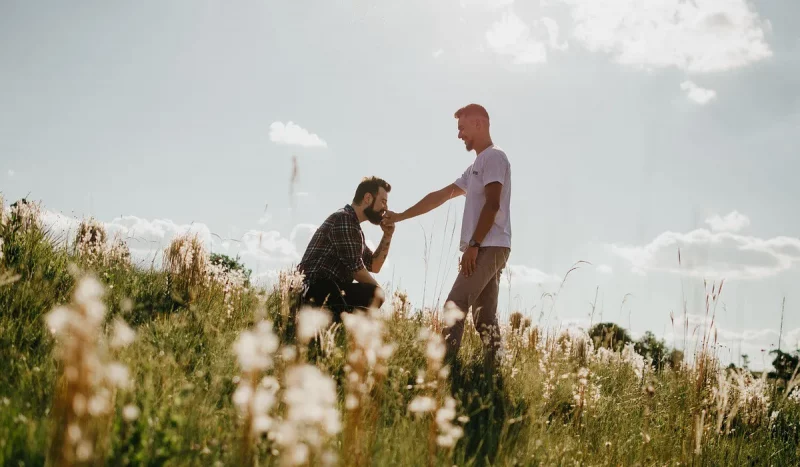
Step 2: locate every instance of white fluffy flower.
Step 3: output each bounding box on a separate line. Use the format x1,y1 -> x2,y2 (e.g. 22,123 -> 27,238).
123,404 -> 140,422
442,301 -> 465,327
233,320 -> 280,372
297,307 -> 331,344
110,318 -> 136,349
408,396 -> 436,413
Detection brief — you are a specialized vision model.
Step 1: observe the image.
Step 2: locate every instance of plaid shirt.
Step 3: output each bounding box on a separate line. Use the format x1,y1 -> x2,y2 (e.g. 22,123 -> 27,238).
298,204 -> 373,286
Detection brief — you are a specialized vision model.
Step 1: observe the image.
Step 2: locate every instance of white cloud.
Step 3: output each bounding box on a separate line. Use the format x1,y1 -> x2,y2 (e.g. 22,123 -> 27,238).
681,80 -> 717,105
664,314 -> 800,369
539,17 -> 568,51
461,0 -> 515,10
486,11 -> 548,64
269,121 -> 327,148
501,264 -> 561,285
705,211 -> 750,233
558,0 -> 773,73
7,170 -> 15,177
596,264 -> 613,274
432,49 -> 444,58
610,213 -> 800,279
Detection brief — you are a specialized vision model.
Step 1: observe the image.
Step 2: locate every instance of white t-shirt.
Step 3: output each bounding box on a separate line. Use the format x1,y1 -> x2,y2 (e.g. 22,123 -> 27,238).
453,145 -> 512,252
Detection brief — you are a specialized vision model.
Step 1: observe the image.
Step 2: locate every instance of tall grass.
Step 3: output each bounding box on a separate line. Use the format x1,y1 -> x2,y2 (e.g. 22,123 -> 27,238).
1,198 -> 799,466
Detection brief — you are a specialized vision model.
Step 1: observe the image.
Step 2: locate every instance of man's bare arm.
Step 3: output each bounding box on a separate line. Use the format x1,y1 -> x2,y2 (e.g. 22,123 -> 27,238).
392,183 -> 465,222
353,267 -> 379,286
470,182 -> 502,244
370,232 -> 393,273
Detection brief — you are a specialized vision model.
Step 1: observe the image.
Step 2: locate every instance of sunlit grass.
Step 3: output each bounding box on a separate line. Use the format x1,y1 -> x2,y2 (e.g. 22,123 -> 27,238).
1,198 -> 799,466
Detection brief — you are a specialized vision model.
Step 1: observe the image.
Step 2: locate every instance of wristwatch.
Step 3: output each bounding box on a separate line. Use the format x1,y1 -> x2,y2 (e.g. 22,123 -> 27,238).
469,239 -> 481,248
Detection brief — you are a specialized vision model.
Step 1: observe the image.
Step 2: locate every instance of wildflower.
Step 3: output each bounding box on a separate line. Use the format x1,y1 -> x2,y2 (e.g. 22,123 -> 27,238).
340,310 -> 395,465
233,320 -> 280,372
435,396 -> 464,448
296,307 -> 331,344
110,318 -> 136,349
44,275 -> 135,465
392,290 -> 411,318
274,364 -> 341,466
788,388 -> 800,404
442,301 -> 465,327
123,404 -> 140,422
408,396 -> 436,413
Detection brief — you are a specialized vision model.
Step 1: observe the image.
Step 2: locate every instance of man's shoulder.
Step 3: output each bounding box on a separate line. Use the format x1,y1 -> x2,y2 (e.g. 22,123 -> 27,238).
481,146 -> 510,166
324,206 -> 358,227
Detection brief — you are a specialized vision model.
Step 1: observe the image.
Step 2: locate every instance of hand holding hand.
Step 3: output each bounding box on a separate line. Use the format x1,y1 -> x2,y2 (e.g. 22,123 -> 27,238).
382,210 -> 403,225
380,217 -> 395,236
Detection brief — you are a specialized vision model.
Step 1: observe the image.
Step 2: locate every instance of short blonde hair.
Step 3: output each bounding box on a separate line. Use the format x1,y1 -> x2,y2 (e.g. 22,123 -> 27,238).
454,103 -> 489,121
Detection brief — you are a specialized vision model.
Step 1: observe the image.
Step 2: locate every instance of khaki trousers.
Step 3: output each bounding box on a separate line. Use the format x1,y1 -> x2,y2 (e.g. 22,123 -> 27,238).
442,246 -> 510,362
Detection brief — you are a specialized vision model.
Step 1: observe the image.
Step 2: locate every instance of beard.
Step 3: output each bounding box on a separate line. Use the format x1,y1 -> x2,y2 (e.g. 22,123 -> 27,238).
364,202 -> 385,225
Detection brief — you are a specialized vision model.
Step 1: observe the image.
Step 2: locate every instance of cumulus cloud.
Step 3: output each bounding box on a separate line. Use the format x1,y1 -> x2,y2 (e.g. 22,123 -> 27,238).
7,170 -> 14,177
665,314 -> 800,368
705,211 -> 750,233
610,212 -> 800,279
485,8 -> 571,65
501,264 -> 561,285
681,81 -> 717,105
486,11 -> 548,64
269,121 -> 327,148
558,0 -> 772,73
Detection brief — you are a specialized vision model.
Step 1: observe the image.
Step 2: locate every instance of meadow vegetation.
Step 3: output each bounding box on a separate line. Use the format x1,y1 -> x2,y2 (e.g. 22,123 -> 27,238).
1,196 -> 799,466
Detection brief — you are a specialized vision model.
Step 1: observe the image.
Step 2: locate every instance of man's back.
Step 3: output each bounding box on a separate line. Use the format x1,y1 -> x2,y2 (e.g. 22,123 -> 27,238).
298,204 -> 372,287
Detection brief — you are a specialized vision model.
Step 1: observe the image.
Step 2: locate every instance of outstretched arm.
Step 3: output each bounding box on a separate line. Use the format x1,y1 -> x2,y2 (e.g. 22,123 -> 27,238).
388,183 -> 465,223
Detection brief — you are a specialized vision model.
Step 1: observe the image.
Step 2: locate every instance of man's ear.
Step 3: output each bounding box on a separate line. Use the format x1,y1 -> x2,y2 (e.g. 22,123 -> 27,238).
363,193 -> 374,206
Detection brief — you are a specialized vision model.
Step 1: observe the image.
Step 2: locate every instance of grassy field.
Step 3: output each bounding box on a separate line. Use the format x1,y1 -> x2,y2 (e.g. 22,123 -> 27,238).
1,198 -> 799,466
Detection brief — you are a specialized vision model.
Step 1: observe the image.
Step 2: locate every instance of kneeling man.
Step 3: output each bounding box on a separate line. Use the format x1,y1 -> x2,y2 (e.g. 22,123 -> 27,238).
297,176 -> 394,320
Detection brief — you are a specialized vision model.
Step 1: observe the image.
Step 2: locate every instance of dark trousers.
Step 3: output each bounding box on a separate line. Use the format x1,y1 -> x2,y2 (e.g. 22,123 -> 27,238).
302,279 -> 380,322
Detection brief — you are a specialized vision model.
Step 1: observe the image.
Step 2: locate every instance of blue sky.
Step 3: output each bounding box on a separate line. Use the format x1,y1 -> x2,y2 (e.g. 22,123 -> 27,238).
2,0 -> 799,368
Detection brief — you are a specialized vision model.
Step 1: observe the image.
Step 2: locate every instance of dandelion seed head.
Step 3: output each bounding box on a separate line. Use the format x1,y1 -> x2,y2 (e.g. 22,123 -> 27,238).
67,424 -> 82,443
76,440 -> 93,461
45,306 -> 74,336
123,404 -> 140,422
106,362 -> 131,389
232,385 -> 253,410
110,318 -> 136,348
297,307 -> 331,344
88,394 -> 110,416
73,394 -> 87,416
442,301 -> 465,327
408,396 -> 436,413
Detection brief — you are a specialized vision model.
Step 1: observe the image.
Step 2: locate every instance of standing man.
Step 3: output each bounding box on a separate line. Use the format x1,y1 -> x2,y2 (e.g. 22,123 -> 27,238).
384,104 -> 511,367
298,176 -> 395,321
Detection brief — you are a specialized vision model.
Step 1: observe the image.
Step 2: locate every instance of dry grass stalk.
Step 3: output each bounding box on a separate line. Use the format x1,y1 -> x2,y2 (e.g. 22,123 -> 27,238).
74,219 -> 131,267
163,233 -> 208,303
44,275 -> 136,466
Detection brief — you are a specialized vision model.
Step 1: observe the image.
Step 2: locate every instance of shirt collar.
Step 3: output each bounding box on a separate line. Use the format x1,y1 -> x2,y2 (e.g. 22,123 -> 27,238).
344,204 -> 359,221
